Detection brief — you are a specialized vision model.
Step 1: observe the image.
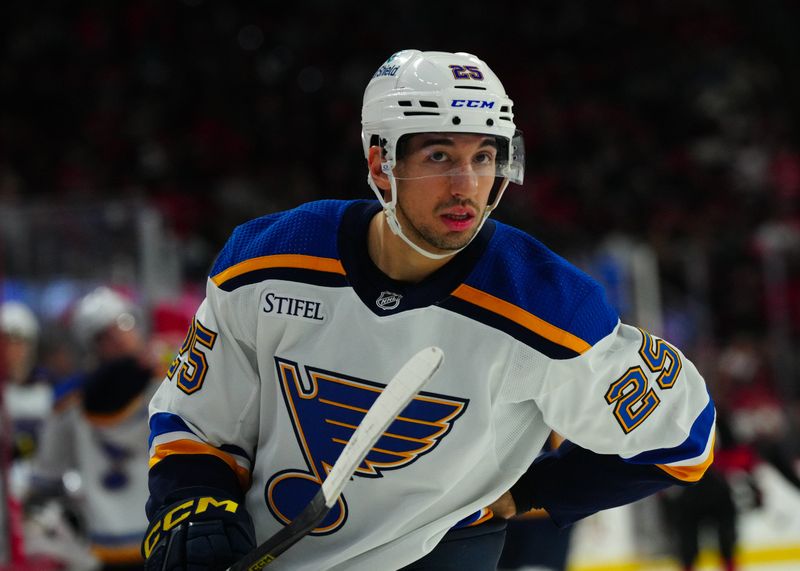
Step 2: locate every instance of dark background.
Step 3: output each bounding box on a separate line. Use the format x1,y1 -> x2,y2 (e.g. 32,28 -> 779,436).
3,0 -> 800,396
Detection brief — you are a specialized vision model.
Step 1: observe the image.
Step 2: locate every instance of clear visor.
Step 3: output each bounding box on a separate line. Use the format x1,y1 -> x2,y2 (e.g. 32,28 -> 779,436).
388,131 -> 525,185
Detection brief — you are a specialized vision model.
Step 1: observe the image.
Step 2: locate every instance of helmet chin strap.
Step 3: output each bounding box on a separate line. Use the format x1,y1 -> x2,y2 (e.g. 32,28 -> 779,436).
367,170 -> 510,261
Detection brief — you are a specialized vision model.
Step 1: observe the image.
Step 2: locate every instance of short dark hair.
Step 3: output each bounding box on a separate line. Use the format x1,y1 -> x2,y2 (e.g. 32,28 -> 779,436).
370,134 -> 410,160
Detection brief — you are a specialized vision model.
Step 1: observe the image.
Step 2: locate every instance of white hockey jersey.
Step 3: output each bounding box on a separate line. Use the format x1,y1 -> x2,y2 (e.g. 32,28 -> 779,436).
34,363 -> 153,565
148,199 -> 715,570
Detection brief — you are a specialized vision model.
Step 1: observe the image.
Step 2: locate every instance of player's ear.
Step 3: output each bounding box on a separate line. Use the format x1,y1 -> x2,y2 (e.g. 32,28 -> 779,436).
368,146 -> 391,193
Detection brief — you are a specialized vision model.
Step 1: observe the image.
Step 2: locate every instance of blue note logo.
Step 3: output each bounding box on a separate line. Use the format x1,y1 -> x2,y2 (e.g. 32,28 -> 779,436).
266,358 -> 468,535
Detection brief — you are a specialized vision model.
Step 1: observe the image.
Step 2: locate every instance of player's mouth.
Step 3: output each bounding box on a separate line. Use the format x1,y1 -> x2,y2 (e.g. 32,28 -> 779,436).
439,208 -> 476,232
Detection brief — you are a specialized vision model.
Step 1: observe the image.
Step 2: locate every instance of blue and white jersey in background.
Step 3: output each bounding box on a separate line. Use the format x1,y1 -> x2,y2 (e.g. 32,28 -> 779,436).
34,366 -> 153,566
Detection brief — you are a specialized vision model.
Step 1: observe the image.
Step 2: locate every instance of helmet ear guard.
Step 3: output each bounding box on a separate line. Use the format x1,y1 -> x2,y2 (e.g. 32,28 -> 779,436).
361,50 -> 525,260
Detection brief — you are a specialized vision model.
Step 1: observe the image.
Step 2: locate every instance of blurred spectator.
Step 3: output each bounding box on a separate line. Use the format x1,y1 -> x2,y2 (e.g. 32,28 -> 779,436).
716,334 -> 800,491
70,287 -> 143,367
29,287 -> 156,570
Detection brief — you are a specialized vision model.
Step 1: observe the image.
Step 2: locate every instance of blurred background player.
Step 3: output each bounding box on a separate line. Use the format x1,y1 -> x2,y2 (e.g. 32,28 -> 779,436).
1,300 -> 45,569
70,287 -> 145,368
29,286 -> 156,571
1,300 -> 77,570
1,301 -> 40,387
1,301 -> 47,473
660,411 -> 743,571
660,337 -> 800,571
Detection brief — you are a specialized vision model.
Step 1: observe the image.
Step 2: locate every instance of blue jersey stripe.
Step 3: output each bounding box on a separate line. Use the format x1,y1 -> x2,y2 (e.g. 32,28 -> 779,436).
53,373 -> 84,402
148,412 -> 251,462
450,508 -> 489,529
148,412 -> 195,448
625,395 -> 715,465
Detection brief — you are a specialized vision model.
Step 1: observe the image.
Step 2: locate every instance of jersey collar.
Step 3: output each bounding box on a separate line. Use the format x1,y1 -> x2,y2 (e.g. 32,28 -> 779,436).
338,200 -> 494,316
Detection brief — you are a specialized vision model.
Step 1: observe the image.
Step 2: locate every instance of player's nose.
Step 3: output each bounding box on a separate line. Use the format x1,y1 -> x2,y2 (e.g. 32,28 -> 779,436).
447,164 -> 480,197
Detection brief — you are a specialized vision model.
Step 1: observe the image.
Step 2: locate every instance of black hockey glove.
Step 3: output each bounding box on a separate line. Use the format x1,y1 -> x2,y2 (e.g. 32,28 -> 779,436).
142,494 -> 256,571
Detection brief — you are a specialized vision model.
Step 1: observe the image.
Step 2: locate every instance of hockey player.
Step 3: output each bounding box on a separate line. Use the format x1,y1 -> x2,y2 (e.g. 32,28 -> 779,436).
1,300 -> 43,569
1,301 -> 46,464
32,287 -> 155,570
143,50 -> 716,571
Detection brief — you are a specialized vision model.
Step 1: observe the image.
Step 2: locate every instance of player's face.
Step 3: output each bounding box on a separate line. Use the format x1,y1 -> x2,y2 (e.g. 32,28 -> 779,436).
95,323 -> 143,362
392,133 -> 497,253
2,334 -> 35,384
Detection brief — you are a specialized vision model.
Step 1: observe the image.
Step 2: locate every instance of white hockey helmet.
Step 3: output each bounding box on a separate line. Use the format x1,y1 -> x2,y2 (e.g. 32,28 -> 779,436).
71,287 -> 136,348
361,49 -> 525,259
0,301 -> 39,342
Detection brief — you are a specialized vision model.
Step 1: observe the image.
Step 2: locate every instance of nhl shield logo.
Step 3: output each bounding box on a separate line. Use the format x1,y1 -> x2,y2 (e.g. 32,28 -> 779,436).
376,291 -> 402,310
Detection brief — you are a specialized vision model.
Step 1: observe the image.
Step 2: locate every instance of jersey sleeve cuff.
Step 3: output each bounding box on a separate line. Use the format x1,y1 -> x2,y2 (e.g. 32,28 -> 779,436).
510,440 -> 695,527
146,454 -> 246,520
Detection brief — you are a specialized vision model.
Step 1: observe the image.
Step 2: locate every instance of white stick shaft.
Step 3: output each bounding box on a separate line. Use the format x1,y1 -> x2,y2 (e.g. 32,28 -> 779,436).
320,346 -> 444,505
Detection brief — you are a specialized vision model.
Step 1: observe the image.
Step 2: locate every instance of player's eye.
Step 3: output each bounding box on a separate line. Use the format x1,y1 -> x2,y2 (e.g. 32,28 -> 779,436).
428,150 -> 449,162
473,150 -> 496,166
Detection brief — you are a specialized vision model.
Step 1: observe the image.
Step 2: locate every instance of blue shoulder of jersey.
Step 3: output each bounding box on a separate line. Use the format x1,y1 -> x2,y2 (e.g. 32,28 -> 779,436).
211,199 -> 352,273
52,372 -> 86,408
209,200 -> 353,292
455,222 -> 619,359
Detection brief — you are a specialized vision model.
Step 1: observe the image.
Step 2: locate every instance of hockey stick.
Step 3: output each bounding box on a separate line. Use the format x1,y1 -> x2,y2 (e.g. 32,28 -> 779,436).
228,346 -> 444,571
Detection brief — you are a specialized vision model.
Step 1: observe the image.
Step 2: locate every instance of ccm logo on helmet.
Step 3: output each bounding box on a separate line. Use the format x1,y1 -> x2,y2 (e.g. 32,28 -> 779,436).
451,99 -> 495,109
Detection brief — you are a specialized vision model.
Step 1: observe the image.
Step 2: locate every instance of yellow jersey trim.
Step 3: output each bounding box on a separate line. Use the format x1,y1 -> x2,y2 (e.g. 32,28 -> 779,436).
656,433 -> 715,483
150,439 -> 251,490
91,544 -> 144,564
211,254 -> 346,287
451,284 -> 592,354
